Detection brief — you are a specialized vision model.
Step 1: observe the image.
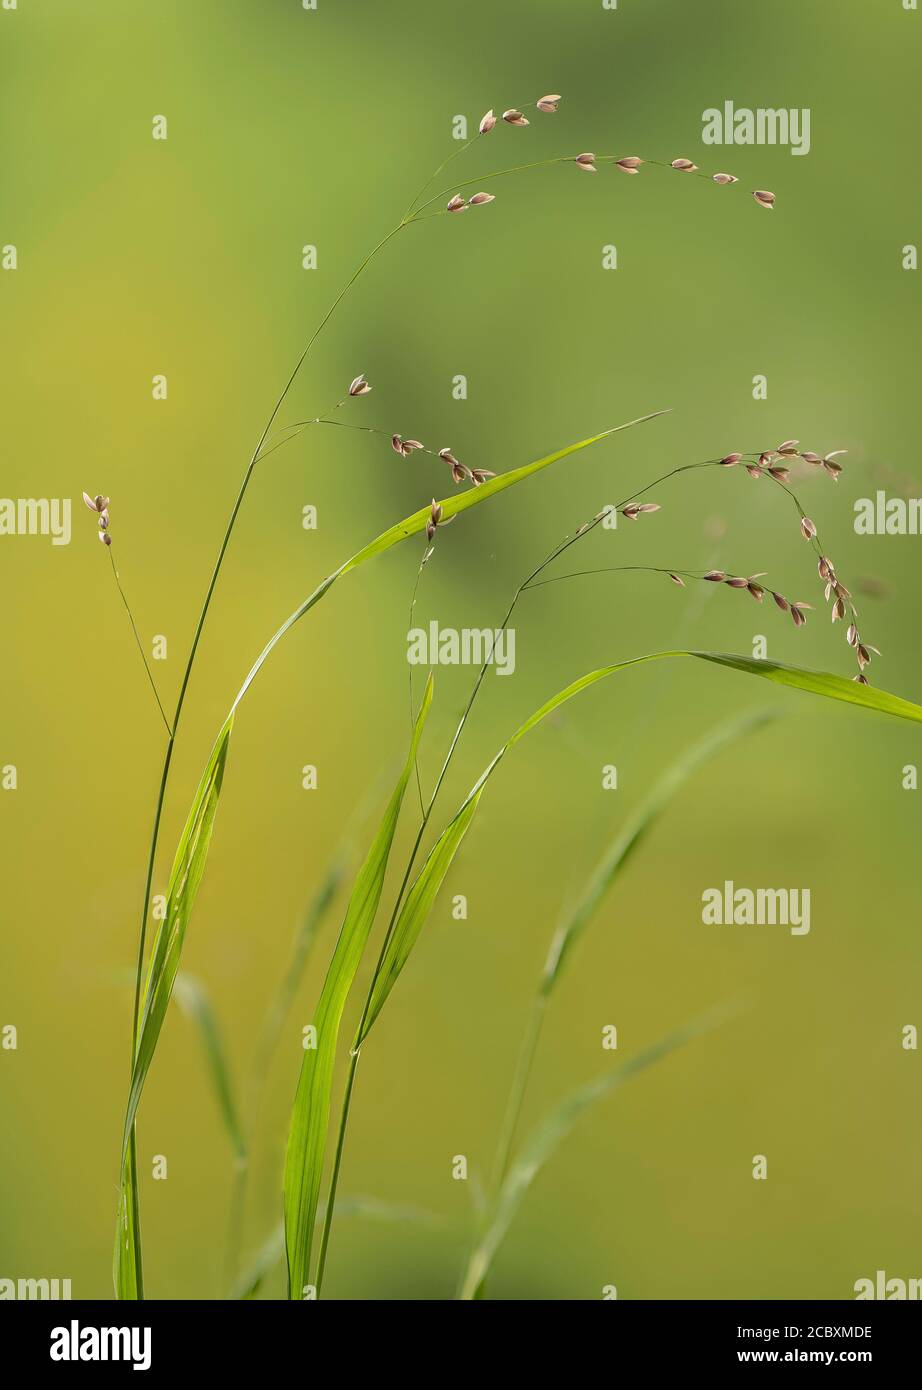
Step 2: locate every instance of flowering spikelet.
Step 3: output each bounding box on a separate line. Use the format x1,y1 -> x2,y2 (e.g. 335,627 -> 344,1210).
348,374 -> 371,396
712,172 -> 738,185
574,152 -> 597,172
447,194 -> 466,213
426,499 -> 442,542
753,190 -> 776,210
479,110 -> 497,134
502,109 -> 529,127
671,158 -> 698,172
536,94 -> 561,113
621,501 -> 660,521
83,491 -> 112,545
616,157 -> 643,174
469,191 -> 495,206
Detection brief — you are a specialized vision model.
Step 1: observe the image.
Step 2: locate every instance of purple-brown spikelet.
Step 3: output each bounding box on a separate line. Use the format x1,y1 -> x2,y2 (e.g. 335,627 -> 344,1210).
348,374 -> 372,396
536,94 -> 562,114
479,110 -> 497,135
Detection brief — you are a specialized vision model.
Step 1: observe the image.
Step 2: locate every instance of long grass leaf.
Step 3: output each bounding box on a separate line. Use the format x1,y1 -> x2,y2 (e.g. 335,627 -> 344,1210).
541,707 -> 776,992
112,1136 -> 141,1300
174,973 -> 245,1161
283,675 -> 434,1298
458,1009 -> 732,1299
120,715 -> 234,1166
359,653 -> 922,1040
114,717 -> 233,1297
231,416 -> 666,712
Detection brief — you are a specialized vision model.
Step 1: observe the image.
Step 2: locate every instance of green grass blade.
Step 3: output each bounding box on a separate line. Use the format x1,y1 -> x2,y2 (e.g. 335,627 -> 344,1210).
541,707 -> 776,992
359,654 -> 922,1041
114,717 -> 233,1298
689,651 -> 922,722
283,675 -> 434,1299
120,715 -> 234,1168
340,415 -> 668,574
174,973 -> 245,1161
112,1135 -> 141,1300
231,416 -> 666,712
458,1009 -> 732,1299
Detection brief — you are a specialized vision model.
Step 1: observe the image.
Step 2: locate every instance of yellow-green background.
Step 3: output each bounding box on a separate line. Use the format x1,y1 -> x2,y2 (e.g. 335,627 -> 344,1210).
2,0 -> 920,1300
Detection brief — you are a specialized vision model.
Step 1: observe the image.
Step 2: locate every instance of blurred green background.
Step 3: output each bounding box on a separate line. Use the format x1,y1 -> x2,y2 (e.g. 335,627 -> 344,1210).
2,0 -> 921,1300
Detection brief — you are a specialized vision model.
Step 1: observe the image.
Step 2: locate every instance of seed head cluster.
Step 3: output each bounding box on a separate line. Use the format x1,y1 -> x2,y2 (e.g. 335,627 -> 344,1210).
83,491 -> 112,545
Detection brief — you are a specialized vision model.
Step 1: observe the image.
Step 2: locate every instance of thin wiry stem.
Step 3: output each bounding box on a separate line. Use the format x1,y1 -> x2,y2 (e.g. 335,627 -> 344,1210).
107,546 -> 173,737
407,543 -> 433,818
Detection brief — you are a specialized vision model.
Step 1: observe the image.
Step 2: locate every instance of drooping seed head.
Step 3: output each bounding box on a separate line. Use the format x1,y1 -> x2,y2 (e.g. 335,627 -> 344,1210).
575,152 -> 597,172
536,94 -> 561,113
469,191 -> 496,206
502,109 -> 529,126
753,189 -> 776,209
479,110 -> 497,134
772,592 -> 789,611
348,374 -> 371,397
846,622 -> 859,647
671,158 -> 698,172
832,597 -> 846,622
857,644 -> 871,669
712,172 -> 739,185
800,516 -> 817,540
791,605 -> 807,628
